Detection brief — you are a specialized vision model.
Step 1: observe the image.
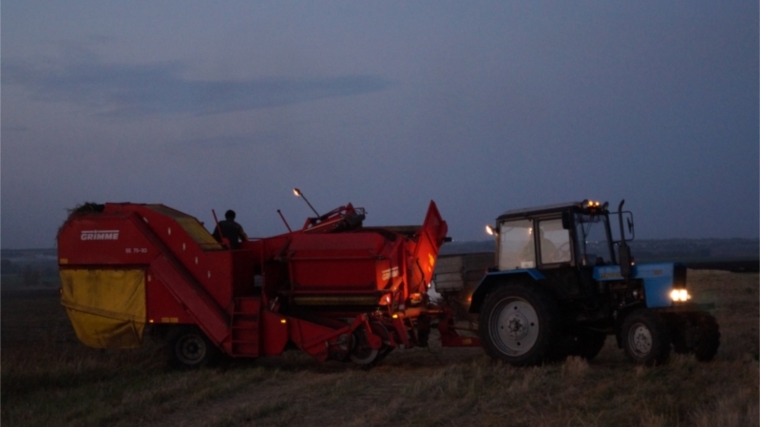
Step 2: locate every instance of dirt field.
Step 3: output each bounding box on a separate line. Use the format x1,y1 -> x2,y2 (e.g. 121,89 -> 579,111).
2,270 -> 758,427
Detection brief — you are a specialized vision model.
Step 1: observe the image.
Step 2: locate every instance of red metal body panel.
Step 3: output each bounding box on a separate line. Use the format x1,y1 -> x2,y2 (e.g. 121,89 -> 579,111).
148,255 -> 229,344
260,311 -> 289,356
408,201 -> 448,294
287,232 -> 402,291
127,204 -> 236,308
146,274 -> 194,324
57,209 -> 160,266
287,318 -> 345,362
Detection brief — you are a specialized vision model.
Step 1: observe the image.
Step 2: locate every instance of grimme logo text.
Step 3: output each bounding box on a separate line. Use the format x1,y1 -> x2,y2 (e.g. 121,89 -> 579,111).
81,230 -> 120,241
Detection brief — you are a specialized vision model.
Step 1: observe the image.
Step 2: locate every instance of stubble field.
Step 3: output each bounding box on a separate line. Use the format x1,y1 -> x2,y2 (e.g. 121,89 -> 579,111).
2,269 -> 758,427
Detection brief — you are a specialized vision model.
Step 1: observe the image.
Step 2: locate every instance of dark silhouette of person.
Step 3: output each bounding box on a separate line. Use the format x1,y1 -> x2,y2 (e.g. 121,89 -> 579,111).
213,210 -> 248,249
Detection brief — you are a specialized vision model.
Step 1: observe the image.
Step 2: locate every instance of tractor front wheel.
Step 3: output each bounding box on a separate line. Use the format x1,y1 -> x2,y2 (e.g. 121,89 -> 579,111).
669,311 -> 720,362
621,310 -> 670,366
673,311 -> 720,362
691,312 -> 720,362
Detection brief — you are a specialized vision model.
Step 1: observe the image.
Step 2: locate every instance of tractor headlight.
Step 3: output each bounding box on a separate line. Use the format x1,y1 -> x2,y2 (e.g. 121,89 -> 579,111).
669,288 -> 691,302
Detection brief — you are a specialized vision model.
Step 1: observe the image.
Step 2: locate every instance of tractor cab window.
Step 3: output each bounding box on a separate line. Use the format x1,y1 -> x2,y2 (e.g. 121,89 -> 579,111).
536,219 -> 572,265
575,213 -> 614,266
498,219 -> 535,270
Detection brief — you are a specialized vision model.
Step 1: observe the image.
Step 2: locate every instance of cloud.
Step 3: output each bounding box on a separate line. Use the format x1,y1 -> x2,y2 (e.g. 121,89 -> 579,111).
179,135 -> 274,148
2,54 -> 391,118
1,125 -> 30,133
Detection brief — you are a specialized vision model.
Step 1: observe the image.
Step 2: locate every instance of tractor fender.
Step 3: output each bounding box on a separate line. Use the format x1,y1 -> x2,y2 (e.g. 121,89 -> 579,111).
469,269 -> 546,314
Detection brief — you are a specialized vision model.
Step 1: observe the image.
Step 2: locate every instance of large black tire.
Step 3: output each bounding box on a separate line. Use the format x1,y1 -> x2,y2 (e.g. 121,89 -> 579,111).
691,312 -> 720,362
621,310 -> 671,366
349,322 -> 389,366
167,326 -> 219,369
478,284 -> 559,366
667,311 -> 720,362
668,313 -> 695,355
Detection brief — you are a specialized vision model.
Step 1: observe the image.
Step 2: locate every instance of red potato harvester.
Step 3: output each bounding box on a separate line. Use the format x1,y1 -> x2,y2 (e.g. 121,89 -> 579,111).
57,193 -> 477,368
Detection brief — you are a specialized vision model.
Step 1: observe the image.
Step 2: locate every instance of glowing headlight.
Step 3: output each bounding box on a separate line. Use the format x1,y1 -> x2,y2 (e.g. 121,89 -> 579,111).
669,288 -> 691,302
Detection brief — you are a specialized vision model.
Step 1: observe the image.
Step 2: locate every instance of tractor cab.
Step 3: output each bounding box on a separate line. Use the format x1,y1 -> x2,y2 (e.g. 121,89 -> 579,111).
473,198 -> 645,314
490,199 -> 623,273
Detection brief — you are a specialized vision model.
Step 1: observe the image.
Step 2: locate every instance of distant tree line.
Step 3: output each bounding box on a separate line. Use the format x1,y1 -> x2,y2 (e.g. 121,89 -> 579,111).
1,259 -> 56,287
2,258 -> 20,274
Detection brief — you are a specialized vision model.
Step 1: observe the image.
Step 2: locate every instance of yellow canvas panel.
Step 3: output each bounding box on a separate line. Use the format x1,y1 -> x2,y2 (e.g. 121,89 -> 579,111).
64,309 -> 145,348
60,269 -> 146,349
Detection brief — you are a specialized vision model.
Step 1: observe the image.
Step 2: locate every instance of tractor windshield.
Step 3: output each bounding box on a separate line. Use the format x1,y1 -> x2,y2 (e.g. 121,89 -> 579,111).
575,213 -> 614,266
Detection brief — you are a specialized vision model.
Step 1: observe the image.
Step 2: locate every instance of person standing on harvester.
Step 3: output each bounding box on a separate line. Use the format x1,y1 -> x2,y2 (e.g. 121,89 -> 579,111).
213,209 -> 248,249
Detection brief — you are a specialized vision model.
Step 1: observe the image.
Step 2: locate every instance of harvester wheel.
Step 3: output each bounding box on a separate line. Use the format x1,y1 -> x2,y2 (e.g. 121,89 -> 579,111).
479,284 -> 559,366
349,322 -> 389,366
370,322 -> 394,364
621,310 -> 670,366
349,329 -> 379,365
168,327 -> 219,369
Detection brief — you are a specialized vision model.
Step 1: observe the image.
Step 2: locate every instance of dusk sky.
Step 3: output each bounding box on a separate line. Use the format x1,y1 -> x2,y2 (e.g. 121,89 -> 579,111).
2,1 -> 758,250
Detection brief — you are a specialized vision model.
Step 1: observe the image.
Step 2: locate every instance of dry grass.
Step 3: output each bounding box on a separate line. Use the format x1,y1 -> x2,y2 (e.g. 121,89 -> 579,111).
2,270 -> 758,427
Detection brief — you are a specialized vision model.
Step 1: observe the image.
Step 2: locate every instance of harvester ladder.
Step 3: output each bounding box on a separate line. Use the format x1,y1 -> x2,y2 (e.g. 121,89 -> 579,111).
230,298 -> 261,357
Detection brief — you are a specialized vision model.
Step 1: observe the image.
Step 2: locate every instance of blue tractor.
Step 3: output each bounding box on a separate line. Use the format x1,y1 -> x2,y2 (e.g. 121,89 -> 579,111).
470,200 -> 720,366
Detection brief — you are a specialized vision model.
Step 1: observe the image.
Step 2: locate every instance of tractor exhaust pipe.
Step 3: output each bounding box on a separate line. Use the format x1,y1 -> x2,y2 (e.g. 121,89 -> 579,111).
617,200 -> 632,279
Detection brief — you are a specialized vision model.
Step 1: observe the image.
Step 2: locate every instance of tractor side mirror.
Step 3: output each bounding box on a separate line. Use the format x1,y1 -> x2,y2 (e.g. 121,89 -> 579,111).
610,212 -> 635,242
620,212 -> 634,241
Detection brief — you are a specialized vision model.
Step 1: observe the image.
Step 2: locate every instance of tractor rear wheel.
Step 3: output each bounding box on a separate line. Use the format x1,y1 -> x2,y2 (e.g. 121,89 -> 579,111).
479,284 -> 559,366
621,310 -> 670,366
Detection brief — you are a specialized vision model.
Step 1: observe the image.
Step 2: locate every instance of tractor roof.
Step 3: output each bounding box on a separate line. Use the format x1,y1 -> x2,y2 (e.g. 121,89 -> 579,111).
496,200 -> 607,221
